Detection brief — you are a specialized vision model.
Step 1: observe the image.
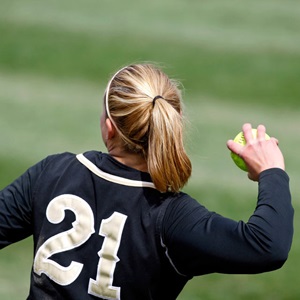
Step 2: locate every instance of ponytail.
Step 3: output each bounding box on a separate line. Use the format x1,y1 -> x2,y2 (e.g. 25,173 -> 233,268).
148,97 -> 191,193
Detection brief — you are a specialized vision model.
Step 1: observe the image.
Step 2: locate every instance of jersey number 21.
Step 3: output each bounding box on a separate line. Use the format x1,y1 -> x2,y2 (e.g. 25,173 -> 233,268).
33,194 -> 127,300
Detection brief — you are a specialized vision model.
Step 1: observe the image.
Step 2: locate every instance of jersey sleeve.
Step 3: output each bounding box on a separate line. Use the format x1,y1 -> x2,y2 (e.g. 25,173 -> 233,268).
161,168 -> 294,277
0,155 -> 58,248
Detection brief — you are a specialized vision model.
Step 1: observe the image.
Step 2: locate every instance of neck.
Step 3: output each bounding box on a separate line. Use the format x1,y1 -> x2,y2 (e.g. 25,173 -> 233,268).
108,148 -> 148,172
104,130 -> 148,172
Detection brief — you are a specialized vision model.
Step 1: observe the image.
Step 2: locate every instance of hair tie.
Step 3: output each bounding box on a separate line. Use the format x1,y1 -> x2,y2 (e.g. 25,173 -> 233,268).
153,95 -> 164,107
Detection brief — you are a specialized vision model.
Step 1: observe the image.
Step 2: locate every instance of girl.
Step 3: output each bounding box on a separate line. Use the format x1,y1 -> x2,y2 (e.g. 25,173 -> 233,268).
0,63 -> 293,299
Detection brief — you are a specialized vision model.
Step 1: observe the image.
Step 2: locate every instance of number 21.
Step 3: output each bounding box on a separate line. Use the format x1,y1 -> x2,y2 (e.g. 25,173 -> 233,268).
33,194 -> 127,300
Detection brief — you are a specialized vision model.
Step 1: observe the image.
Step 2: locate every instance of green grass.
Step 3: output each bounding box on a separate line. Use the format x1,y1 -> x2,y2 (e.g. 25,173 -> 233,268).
0,0 -> 299,299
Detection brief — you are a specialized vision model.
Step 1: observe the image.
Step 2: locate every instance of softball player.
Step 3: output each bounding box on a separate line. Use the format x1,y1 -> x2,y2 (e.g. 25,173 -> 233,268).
0,64 -> 293,299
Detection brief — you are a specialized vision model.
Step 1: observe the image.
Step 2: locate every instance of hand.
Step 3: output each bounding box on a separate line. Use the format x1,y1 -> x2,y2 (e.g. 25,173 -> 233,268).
227,123 -> 285,181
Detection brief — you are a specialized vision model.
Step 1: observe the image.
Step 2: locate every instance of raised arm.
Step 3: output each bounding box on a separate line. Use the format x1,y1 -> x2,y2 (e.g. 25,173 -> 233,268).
161,123 -> 293,276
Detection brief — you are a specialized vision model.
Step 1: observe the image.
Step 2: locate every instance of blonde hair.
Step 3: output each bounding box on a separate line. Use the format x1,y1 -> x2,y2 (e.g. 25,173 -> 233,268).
104,63 -> 192,193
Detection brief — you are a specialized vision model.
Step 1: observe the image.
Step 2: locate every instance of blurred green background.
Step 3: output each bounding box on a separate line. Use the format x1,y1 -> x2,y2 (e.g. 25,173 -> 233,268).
0,0 -> 299,299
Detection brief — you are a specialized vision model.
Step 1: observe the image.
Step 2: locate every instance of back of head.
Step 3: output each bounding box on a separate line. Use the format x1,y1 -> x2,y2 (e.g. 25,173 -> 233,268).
104,63 -> 192,193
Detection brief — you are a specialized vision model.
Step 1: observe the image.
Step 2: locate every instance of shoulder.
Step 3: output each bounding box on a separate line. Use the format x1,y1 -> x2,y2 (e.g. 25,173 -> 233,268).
25,152 -> 98,191
31,152 -> 76,170
42,152 -> 78,165
160,192 -> 211,236
164,193 -> 210,221
37,151 -> 103,172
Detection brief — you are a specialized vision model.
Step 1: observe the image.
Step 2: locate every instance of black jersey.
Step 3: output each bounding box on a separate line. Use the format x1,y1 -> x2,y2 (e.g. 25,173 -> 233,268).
0,151 -> 294,300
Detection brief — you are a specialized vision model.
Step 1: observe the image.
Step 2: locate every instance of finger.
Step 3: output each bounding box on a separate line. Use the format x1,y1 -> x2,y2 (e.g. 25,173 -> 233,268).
227,139 -> 243,155
242,123 -> 253,143
257,124 -> 266,140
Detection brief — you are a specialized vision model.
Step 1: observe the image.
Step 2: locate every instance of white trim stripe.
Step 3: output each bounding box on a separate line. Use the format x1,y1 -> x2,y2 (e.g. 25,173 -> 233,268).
160,237 -> 187,277
76,154 -> 156,189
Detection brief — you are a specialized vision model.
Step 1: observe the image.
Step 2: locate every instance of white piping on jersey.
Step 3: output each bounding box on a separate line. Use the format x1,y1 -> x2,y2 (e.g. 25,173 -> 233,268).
76,153 -> 156,189
160,237 -> 187,277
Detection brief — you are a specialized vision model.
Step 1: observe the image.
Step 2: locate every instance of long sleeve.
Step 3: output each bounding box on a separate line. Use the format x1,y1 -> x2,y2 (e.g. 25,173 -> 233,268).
161,168 -> 294,277
0,156 -> 56,248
